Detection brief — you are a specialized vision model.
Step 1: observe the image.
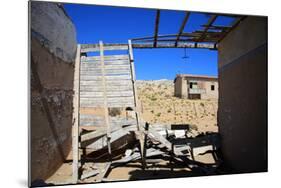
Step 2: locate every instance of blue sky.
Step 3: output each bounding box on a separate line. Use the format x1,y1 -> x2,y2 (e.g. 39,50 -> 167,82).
63,3 -> 234,80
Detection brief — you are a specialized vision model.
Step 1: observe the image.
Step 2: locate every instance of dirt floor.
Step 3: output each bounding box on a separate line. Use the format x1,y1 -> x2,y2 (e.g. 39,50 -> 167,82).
46,151 -> 218,185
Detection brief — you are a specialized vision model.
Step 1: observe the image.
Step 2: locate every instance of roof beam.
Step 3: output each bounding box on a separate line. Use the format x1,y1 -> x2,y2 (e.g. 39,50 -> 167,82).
153,10 -> 161,47
133,38 -> 219,43
79,42 -> 217,50
132,33 -> 197,42
197,15 -> 217,42
216,16 -> 246,43
132,42 -> 217,50
175,12 -> 190,47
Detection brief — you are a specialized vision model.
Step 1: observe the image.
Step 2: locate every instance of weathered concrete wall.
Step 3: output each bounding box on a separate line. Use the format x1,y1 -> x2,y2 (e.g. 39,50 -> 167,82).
218,16 -> 267,173
192,80 -> 218,100
174,77 -> 187,98
175,76 -> 218,100
30,1 -> 77,184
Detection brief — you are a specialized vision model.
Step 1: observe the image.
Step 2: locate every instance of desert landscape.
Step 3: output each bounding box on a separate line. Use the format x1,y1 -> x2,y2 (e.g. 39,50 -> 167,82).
136,80 -> 218,133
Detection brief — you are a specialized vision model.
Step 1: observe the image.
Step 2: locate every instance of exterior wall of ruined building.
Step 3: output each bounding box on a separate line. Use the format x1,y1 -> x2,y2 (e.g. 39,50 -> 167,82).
175,76 -> 218,100
30,1 -> 77,184
218,16 -> 267,173
187,79 -> 218,100
174,77 -> 188,98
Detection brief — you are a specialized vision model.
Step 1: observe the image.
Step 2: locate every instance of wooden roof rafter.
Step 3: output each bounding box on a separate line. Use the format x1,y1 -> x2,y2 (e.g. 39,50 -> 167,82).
175,12 -> 190,47
153,10 -> 161,47
215,16 -> 246,44
196,15 -> 218,42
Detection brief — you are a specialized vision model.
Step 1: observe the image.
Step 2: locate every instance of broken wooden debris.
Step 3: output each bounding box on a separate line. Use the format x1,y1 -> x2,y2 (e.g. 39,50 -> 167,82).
96,162 -> 111,182
80,123 -> 136,143
80,169 -> 99,180
112,148 -> 165,167
81,126 -> 135,149
148,128 -> 185,156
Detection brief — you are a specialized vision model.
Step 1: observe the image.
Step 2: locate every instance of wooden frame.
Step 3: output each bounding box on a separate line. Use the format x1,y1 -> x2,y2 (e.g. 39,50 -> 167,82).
72,44 -> 81,183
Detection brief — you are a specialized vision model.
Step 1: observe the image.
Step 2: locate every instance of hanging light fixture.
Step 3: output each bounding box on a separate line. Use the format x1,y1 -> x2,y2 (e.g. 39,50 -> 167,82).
182,47 -> 189,63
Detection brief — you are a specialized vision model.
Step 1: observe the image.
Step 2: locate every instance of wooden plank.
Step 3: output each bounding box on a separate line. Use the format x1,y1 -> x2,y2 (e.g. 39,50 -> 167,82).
80,103 -> 134,108
148,128 -> 184,156
81,64 -> 130,70
132,42 -> 217,49
131,33 -> 200,41
80,91 -> 134,98
80,122 -> 136,142
175,12 -> 190,47
83,126 -> 135,149
80,75 -> 131,81
81,61 -> 129,67
72,44 -> 81,183
80,80 -> 132,86
80,69 -> 131,75
197,15 -> 218,42
81,97 -> 134,104
80,117 -> 137,124
80,115 -> 125,122
80,102 -> 135,108
112,148 -> 165,166
80,79 -> 132,85
153,10 -> 161,47
80,119 -> 137,127
81,66 -> 131,71
81,45 -> 128,52
81,119 -> 136,127
81,66 -> 131,70
135,38 -> 219,43
81,129 -> 108,142
99,41 -> 111,157
128,40 -> 140,123
81,72 -> 131,77
80,82 -> 132,87
96,162 -> 111,182
80,86 -> 133,92
80,89 -> 133,93
80,169 -> 99,180
80,42 -> 217,50
128,39 -> 145,168
81,55 -> 129,62
80,80 -> 131,86
81,67 -> 130,72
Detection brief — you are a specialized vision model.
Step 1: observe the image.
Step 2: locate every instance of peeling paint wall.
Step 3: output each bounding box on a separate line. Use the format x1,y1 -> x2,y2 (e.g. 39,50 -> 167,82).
30,1 -> 77,183
218,16 -> 267,173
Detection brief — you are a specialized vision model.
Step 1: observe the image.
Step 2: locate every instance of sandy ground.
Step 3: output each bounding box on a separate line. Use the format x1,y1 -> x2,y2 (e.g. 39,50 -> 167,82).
45,80 -> 219,185
137,80 -> 218,133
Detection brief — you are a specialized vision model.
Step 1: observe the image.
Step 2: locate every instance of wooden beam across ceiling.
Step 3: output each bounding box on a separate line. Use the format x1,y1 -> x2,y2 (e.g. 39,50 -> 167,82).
175,12 -> 190,47
153,10 -> 161,47
196,15 -> 218,42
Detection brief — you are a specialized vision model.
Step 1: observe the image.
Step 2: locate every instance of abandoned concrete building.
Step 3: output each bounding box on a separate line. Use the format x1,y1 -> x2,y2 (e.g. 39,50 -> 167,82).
29,1 -> 267,186
174,74 -> 218,99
